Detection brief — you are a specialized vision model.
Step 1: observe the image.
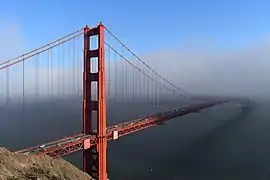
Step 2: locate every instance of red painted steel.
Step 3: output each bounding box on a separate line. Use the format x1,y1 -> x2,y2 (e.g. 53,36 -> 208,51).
83,25 -> 92,175
83,23 -> 107,180
96,23 -> 108,180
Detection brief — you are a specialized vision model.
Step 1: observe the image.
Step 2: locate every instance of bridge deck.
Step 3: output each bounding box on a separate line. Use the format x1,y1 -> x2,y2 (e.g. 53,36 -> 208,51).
16,100 -> 233,158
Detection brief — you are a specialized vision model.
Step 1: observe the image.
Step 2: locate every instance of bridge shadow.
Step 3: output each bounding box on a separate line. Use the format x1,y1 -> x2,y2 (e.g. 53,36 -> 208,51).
181,103 -> 254,157
111,100 -> 258,179
162,101 -> 260,179
106,102 -> 258,179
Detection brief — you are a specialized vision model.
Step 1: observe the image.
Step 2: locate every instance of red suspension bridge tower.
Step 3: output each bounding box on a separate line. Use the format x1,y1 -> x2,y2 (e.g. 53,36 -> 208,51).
83,24 -> 107,180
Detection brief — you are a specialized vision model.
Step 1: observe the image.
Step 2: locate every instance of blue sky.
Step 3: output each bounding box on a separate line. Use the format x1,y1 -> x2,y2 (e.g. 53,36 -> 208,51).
1,0 -> 270,54
1,0 -> 270,98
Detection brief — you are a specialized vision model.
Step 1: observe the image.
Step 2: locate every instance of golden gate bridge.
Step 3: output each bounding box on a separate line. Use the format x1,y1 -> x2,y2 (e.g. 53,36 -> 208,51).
0,23 -> 248,180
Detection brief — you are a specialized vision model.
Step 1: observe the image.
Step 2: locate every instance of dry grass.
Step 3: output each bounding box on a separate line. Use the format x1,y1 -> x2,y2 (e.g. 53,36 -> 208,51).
0,147 -> 93,180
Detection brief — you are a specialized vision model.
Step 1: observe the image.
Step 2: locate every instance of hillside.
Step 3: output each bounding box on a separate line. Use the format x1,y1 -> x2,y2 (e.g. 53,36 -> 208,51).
0,147 -> 93,180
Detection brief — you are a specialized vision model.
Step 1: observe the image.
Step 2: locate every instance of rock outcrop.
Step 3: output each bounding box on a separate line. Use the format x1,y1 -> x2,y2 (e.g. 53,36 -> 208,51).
0,147 -> 93,180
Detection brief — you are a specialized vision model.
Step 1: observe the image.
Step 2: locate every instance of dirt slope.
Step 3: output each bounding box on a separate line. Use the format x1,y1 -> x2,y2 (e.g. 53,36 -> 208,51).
0,147 -> 93,180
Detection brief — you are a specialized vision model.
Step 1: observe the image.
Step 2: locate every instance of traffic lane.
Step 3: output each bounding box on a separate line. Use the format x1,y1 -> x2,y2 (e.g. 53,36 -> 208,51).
19,133 -> 87,154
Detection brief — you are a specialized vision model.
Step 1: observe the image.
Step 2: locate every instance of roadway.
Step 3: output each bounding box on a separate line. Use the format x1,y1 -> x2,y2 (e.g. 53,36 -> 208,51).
16,100 -> 238,158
